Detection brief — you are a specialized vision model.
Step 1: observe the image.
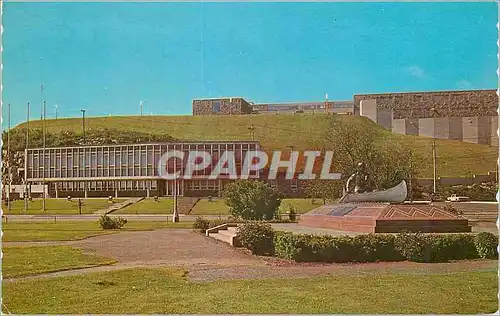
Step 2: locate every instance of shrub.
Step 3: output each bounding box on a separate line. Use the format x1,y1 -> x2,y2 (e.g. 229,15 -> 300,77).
288,205 -> 297,222
395,232 -> 478,263
474,232 -> 498,259
351,234 -> 403,262
275,233 -> 403,263
223,180 -> 281,220
99,215 -> 127,230
237,222 -> 275,255
193,217 -> 210,233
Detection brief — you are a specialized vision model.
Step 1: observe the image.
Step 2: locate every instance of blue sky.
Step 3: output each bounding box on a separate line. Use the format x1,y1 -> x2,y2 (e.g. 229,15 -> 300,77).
3,2 -> 497,126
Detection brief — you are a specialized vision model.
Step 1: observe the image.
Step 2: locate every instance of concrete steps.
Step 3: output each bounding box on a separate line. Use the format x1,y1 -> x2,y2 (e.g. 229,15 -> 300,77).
206,225 -> 241,247
178,197 -> 200,214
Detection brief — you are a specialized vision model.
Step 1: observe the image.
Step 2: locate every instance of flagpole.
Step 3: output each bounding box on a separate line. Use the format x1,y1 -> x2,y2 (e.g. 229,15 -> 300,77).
42,100 -> 46,213
25,102 -> 30,212
7,103 -> 11,213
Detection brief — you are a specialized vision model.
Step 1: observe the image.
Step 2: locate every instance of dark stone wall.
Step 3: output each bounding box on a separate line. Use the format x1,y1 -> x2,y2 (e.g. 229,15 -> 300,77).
192,98 -> 252,115
354,89 -> 497,119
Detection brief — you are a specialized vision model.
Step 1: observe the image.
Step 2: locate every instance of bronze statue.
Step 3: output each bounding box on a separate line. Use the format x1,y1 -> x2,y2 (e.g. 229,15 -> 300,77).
345,162 -> 370,194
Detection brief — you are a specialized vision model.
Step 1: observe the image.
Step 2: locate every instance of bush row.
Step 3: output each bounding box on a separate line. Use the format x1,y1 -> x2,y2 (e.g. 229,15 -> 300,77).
233,223 -> 498,263
274,231 -> 498,263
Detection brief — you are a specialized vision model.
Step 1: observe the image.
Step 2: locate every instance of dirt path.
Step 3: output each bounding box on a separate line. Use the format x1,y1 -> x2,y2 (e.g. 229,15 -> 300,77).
6,228 -> 497,283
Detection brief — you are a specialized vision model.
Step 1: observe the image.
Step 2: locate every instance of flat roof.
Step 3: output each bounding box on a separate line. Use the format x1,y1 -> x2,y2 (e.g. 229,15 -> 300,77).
354,89 -> 496,97
27,140 -> 261,151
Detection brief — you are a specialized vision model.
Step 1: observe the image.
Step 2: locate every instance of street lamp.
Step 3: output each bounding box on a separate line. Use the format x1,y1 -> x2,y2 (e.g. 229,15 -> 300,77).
81,109 -> 86,145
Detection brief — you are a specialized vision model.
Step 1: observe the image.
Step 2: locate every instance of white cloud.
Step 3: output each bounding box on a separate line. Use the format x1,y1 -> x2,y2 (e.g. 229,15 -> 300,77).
407,65 -> 426,78
456,79 -> 473,89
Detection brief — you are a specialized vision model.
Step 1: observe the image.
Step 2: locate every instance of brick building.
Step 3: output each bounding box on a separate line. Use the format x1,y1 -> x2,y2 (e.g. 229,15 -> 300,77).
24,142 -> 327,198
192,98 -> 253,115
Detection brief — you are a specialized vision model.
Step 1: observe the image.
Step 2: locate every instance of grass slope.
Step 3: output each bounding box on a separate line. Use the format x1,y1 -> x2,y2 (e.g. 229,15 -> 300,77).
3,267 -> 497,314
15,114 -> 497,177
3,246 -> 115,278
2,221 -> 193,242
6,198 -> 127,215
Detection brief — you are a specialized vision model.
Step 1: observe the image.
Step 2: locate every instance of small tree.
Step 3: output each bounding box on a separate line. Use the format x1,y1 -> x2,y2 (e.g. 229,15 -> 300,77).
223,180 -> 281,220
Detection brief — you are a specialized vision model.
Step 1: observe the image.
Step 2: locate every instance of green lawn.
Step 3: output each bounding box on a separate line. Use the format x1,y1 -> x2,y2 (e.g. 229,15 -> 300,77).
279,198 -> 324,213
113,198 -> 174,214
190,199 -> 229,215
16,114 -> 498,177
3,246 -> 116,278
2,221 -> 194,242
3,267 -> 497,314
5,198 -> 127,215
190,198 -> 321,215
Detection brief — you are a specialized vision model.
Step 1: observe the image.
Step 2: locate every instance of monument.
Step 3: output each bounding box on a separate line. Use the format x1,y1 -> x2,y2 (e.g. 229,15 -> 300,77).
299,163 -> 471,233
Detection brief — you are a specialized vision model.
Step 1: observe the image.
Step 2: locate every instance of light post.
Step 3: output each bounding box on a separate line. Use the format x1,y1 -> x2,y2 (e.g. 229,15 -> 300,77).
81,109 -> 86,145
172,157 -> 179,223
248,124 -> 255,141
40,84 -> 44,120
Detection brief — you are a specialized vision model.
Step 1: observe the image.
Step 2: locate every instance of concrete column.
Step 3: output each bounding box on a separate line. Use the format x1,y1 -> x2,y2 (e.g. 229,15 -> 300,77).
55,183 -> 58,199
84,182 -> 88,198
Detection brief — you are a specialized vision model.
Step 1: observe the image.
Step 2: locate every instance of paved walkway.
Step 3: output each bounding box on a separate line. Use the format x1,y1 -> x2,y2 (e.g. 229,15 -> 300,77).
5,228 -> 497,284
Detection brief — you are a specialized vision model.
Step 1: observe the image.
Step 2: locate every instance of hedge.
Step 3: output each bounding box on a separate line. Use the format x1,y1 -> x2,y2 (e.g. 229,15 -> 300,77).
273,231 -> 498,263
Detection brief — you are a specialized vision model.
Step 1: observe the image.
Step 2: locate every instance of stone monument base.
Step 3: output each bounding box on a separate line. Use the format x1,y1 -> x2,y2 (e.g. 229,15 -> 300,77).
298,203 -> 471,233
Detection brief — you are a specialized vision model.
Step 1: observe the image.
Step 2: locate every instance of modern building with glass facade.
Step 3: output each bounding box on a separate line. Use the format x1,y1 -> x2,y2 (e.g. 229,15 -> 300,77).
25,141 -> 260,198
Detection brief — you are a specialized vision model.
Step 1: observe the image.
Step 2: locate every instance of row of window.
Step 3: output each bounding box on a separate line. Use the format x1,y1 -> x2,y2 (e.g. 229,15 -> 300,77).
186,179 -> 219,191
56,180 -> 158,191
27,165 -> 259,179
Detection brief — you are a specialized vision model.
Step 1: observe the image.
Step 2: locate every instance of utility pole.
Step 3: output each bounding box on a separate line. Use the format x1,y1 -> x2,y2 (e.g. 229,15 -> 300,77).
140,101 -> 143,117
81,109 -> 86,145
55,104 -> 58,119
325,93 -> 329,113
25,102 -> 30,212
7,103 -> 11,212
42,100 -> 46,213
430,107 -> 439,195
248,124 -> 255,141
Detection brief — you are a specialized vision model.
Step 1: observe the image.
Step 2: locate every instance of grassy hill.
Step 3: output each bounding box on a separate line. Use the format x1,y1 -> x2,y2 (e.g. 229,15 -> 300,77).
14,113 -> 497,178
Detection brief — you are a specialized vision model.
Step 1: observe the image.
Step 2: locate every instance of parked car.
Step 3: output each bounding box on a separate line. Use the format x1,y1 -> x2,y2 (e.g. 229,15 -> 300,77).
447,194 -> 470,202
